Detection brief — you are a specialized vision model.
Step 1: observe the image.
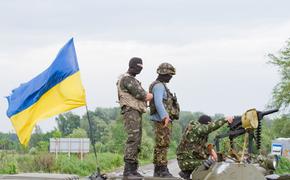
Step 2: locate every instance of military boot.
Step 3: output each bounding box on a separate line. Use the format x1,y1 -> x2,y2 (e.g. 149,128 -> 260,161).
123,162 -> 142,179
131,162 -> 143,177
154,165 -> 173,177
179,170 -> 192,180
153,165 -> 160,177
123,162 -> 131,177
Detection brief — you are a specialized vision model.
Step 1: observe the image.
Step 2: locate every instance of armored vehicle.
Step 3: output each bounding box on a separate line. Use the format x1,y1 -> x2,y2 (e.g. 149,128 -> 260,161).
191,109 -> 283,180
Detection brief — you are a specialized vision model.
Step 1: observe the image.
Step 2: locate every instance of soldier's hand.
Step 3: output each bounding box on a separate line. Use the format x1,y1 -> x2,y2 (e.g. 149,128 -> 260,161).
211,149 -> 218,161
163,116 -> 170,127
145,93 -> 153,101
226,116 -> 234,124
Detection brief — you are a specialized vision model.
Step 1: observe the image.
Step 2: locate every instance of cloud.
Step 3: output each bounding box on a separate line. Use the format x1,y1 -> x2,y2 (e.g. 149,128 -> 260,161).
0,18 -> 289,132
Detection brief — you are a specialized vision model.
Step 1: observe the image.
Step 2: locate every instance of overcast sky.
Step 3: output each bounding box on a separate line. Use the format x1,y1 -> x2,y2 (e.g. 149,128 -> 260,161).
0,0 -> 289,132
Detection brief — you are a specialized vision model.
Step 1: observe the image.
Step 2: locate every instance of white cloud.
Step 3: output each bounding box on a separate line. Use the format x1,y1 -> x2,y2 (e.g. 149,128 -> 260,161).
0,19 -> 289,132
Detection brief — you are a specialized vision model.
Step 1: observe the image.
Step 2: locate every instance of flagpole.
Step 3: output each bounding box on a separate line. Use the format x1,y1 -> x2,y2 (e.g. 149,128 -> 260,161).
85,105 -> 103,179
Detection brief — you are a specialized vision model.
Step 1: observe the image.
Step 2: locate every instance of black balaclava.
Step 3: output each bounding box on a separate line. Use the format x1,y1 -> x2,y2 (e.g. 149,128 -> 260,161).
198,115 -> 212,124
157,74 -> 172,83
127,57 -> 143,76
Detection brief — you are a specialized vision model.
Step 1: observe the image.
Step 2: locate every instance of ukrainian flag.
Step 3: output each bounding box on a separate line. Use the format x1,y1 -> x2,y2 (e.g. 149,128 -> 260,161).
6,38 -> 86,145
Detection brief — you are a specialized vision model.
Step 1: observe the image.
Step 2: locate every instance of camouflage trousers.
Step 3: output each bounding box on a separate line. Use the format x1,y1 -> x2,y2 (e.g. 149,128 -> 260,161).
122,107 -> 142,163
177,153 -> 203,171
153,121 -> 171,166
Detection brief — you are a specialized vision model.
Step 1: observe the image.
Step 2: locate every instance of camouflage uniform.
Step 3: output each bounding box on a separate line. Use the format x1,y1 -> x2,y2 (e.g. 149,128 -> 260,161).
117,73 -> 147,163
122,106 -> 143,163
153,120 -> 172,165
149,81 -> 178,166
149,63 -> 179,177
176,118 -> 227,171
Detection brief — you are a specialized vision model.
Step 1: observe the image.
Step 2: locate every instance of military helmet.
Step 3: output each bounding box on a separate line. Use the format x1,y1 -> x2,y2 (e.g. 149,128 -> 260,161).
157,63 -> 176,75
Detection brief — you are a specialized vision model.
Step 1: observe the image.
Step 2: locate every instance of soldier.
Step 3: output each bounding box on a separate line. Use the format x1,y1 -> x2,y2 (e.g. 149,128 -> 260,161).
149,63 -> 180,177
176,115 -> 234,180
117,57 -> 153,178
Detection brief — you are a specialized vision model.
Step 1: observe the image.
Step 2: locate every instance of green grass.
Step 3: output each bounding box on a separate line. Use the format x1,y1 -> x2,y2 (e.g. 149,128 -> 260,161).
4,151 -> 290,177
48,153 -> 123,176
0,149 -> 177,177
0,153 -> 17,174
275,157 -> 290,174
0,152 -> 123,177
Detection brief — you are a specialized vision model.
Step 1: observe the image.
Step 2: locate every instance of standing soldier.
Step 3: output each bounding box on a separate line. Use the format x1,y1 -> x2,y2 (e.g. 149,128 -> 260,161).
117,57 -> 153,178
176,115 -> 234,180
149,63 -> 180,177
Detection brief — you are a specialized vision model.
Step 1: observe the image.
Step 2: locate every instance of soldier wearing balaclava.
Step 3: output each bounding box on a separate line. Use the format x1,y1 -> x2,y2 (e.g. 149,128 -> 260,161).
116,57 -> 153,178
149,62 -> 180,177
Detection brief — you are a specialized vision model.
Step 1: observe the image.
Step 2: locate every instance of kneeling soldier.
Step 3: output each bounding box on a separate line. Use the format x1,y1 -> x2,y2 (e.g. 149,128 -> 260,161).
176,115 -> 233,180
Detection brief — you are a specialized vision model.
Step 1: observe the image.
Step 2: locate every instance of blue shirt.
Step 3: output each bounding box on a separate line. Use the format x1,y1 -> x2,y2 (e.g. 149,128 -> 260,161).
150,83 -> 169,122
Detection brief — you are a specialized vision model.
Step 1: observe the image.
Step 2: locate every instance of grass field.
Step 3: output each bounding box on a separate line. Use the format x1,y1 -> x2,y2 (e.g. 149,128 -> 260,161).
1,151 -> 289,176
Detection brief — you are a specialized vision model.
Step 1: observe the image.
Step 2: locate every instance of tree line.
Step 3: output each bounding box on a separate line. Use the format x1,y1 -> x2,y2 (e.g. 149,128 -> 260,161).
0,107 -> 289,156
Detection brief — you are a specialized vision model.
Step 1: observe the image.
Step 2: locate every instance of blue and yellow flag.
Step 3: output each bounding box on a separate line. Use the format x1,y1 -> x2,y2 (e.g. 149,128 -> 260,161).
6,38 -> 86,145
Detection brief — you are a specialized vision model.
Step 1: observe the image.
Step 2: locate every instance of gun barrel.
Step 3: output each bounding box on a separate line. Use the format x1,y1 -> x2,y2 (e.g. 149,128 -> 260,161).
260,109 -> 279,117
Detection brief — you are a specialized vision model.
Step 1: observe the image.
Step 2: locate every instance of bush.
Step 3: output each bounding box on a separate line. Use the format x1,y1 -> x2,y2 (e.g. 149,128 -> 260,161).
54,153 -> 123,176
0,162 -> 17,174
97,153 -> 123,172
16,154 -> 35,172
17,153 -> 54,173
0,153 -> 17,174
36,141 -> 49,152
34,153 -> 55,172
29,147 -> 37,155
276,157 -> 290,174
103,121 -> 127,154
94,142 -> 105,153
54,154 -> 95,176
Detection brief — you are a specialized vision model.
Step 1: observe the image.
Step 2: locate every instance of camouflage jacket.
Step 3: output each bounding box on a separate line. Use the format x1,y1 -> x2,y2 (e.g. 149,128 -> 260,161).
117,73 -> 147,113
176,118 -> 227,159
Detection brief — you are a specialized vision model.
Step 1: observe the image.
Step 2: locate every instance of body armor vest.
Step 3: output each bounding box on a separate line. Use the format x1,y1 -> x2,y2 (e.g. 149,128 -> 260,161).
149,80 -> 180,120
117,73 -> 147,113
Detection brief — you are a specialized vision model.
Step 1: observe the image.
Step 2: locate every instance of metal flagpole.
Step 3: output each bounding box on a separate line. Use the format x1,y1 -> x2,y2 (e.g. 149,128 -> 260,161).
86,105 -> 106,180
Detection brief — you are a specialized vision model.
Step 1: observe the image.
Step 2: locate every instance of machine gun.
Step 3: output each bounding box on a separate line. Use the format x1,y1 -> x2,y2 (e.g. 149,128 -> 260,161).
214,108 -> 279,154
192,108 -> 283,180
